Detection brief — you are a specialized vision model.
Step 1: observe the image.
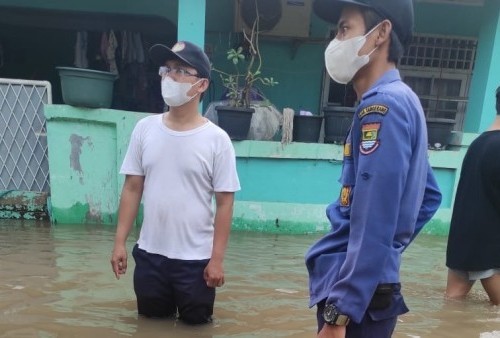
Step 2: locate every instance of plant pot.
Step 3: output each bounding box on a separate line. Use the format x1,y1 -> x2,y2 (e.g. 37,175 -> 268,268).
293,115 -> 323,143
56,67 -> 117,108
323,105 -> 355,144
215,105 -> 255,140
426,118 -> 455,150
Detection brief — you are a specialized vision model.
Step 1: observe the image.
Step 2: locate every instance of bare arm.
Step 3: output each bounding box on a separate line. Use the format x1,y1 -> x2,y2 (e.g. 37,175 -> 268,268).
110,174 -> 144,279
204,191 -> 234,288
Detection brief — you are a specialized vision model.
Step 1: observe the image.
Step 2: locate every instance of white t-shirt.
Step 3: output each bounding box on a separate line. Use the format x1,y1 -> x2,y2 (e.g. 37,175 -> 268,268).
120,114 -> 241,260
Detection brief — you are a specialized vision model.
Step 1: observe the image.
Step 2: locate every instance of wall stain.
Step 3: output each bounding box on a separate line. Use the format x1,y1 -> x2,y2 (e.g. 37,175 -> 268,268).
85,194 -> 103,223
69,134 -> 93,185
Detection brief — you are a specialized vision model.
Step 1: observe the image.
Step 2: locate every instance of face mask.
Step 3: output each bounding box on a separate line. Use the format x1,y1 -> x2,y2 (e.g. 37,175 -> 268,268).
324,24 -> 380,84
161,77 -> 202,107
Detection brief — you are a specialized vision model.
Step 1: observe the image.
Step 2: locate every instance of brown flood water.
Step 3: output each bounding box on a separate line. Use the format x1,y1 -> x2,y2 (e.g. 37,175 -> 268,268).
0,219 -> 498,338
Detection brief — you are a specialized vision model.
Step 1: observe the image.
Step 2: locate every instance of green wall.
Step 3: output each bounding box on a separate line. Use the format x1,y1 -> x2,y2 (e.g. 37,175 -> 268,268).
44,105 -> 467,235
464,0 -> 500,132
414,3 -> 483,37
236,158 -> 339,204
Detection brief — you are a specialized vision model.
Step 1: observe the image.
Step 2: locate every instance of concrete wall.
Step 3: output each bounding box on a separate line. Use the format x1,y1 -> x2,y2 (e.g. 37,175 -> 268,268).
45,105 -> 468,235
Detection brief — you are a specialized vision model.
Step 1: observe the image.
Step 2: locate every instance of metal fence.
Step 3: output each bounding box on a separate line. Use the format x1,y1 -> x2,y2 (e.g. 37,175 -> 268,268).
0,78 -> 52,192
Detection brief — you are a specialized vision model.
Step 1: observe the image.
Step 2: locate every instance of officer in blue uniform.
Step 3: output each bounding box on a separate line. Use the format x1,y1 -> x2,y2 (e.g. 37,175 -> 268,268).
306,1 -> 442,337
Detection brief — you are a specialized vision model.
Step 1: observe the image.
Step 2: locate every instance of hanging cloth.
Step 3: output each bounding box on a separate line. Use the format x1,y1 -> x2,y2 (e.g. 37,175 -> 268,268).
74,31 -> 88,68
106,30 -> 119,76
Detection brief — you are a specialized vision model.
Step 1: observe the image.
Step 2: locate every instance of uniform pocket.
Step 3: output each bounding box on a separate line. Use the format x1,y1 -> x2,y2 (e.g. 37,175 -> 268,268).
368,284 -> 394,310
367,284 -> 409,322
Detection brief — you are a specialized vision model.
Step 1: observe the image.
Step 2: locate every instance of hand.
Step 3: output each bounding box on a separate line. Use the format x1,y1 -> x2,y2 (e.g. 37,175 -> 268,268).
110,245 -> 127,280
203,259 -> 225,288
318,324 -> 346,338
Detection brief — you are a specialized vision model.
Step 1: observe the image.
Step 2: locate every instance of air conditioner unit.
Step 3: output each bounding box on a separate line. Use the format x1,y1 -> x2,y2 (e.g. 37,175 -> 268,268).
234,0 -> 312,38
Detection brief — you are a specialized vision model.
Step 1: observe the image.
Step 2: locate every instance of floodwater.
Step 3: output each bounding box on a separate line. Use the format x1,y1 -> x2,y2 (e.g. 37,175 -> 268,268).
0,220 -> 498,338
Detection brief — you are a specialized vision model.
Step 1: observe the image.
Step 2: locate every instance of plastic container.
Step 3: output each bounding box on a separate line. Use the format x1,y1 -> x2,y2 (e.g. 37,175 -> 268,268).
56,67 -> 117,108
426,118 -> 455,150
293,115 -> 323,143
323,105 -> 355,144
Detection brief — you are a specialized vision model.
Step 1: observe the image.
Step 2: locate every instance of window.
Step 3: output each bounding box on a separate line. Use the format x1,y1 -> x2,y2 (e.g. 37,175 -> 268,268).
400,34 -> 477,131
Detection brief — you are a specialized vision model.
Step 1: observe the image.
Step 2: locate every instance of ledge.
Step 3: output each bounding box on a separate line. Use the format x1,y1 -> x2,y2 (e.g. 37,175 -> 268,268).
233,140 -> 344,161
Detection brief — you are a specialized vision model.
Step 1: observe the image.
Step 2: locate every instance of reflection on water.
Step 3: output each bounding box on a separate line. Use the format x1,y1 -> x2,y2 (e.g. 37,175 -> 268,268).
0,219 -> 498,337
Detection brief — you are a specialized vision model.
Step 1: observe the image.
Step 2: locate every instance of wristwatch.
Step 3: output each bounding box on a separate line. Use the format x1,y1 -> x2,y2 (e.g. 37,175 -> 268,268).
323,303 -> 350,326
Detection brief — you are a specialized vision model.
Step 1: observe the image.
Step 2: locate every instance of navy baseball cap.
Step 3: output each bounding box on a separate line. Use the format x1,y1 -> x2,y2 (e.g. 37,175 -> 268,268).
149,41 -> 211,79
313,0 -> 414,47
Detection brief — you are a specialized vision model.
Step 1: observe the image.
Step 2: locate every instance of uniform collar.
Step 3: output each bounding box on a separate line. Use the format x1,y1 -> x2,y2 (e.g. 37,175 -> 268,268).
361,69 -> 401,100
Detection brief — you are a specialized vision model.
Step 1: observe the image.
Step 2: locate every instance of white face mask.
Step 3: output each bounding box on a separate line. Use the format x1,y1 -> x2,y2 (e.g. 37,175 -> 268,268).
161,77 -> 202,107
324,24 -> 380,84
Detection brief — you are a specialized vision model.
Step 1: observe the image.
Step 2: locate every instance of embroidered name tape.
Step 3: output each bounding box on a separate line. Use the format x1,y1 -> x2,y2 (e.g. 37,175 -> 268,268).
358,104 -> 389,119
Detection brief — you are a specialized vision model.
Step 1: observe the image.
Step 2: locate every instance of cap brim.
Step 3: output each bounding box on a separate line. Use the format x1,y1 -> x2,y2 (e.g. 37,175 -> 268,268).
148,44 -> 195,69
313,0 -> 371,24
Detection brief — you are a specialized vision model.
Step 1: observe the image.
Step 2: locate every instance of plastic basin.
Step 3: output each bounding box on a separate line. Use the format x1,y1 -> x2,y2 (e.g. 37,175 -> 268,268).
56,67 -> 117,108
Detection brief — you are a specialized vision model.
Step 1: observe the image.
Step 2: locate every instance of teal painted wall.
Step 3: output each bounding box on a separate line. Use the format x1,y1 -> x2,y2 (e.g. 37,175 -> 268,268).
178,0 -> 205,47
464,0 -> 500,132
44,105 -> 142,224
44,105 -> 470,235
414,3 -> 483,37
432,168 -> 455,209
236,158 -> 340,204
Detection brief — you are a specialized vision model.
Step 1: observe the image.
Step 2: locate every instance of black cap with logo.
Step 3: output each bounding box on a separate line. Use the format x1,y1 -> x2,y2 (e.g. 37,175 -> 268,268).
149,41 -> 211,79
313,0 -> 414,47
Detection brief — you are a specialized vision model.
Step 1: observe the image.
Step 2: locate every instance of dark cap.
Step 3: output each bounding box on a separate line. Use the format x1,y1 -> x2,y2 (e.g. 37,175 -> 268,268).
149,41 -> 211,79
313,0 -> 414,47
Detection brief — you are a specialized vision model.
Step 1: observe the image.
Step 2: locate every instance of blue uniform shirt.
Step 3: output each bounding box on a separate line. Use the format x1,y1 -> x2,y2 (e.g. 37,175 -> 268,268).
305,69 -> 442,324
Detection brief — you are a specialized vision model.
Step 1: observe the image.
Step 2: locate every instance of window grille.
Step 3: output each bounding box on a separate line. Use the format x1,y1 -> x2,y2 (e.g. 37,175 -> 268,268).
400,35 -> 477,71
0,79 -> 52,192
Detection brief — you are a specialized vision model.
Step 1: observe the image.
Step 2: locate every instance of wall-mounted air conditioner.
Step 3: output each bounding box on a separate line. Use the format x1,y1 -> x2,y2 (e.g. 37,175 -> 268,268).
234,0 -> 312,38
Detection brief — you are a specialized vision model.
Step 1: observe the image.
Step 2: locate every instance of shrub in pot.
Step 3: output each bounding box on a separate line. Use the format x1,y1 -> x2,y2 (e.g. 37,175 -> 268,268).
212,14 -> 278,140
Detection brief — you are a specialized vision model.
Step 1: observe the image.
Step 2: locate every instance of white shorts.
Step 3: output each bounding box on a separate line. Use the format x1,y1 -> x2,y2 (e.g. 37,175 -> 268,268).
452,268 -> 500,282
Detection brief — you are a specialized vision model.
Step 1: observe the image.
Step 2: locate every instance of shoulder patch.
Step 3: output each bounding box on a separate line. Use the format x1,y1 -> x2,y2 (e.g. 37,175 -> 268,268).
360,122 -> 381,155
358,104 -> 389,119
343,142 -> 352,157
340,186 -> 351,207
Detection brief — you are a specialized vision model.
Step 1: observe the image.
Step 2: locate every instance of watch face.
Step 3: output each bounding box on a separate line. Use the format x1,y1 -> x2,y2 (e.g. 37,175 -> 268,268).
323,304 -> 338,323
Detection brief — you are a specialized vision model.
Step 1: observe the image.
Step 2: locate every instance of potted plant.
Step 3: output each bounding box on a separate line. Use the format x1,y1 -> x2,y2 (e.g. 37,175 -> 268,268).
213,14 -> 278,140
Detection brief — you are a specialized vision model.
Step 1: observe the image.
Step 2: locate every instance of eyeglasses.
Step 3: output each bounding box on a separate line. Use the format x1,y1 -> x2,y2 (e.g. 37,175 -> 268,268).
159,66 -> 199,78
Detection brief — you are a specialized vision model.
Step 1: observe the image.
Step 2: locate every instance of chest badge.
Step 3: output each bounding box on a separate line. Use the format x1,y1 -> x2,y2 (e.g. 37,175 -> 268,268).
360,122 -> 381,155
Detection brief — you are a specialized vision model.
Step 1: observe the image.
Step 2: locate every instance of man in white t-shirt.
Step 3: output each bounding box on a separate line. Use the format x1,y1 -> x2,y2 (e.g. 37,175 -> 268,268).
110,40 -> 241,324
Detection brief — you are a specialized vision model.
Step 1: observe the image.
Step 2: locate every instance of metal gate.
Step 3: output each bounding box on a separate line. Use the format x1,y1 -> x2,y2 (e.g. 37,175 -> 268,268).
0,78 -> 52,192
